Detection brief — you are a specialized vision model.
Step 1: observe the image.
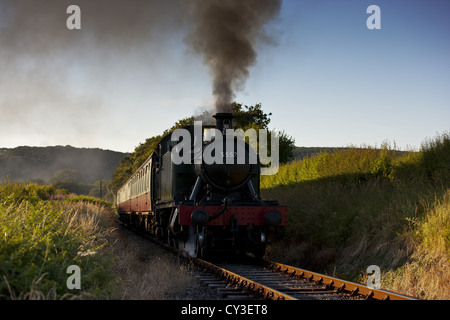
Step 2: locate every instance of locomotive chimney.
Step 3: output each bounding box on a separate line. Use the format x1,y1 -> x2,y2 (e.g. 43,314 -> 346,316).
213,113 -> 234,134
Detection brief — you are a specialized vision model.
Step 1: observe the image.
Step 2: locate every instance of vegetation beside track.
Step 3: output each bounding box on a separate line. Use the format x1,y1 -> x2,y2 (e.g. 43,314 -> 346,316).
0,183 -> 194,299
0,183 -> 115,299
2,131 -> 448,300
261,132 -> 450,299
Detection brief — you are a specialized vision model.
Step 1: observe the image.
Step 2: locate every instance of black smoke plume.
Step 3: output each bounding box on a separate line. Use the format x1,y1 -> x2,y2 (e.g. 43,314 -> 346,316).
185,0 -> 281,113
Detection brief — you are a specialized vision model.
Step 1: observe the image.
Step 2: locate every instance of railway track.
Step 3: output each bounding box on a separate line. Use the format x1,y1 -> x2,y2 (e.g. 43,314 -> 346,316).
193,260 -> 352,300
192,258 -> 415,300
118,219 -> 416,301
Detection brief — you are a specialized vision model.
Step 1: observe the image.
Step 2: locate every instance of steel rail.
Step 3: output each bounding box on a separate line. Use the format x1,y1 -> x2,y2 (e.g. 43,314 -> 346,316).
263,260 -> 416,300
192,258 -> 296,300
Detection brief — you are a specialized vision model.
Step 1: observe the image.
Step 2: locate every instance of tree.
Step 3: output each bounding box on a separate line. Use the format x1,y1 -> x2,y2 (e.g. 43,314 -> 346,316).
232,102 -> 271,130
277,130 -> 296,164
49,169 -> 80,184
111,154 -> 134,192
232,103 -> 295,164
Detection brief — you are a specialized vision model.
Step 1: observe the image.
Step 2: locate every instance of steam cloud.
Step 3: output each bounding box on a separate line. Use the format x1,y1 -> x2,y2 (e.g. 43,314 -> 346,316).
185,0 -> 282,113
0,0 -> 183,147
0,0 -> 281,148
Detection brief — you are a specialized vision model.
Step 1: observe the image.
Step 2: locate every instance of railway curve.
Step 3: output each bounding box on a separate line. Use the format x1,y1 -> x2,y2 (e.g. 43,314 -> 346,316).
118,217 -> 416,301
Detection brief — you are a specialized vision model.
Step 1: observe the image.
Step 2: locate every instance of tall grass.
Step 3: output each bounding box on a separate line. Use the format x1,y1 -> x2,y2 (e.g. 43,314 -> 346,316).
382,190 -> 450,299
261,143 -> 407,189
262,133 -> 450,299
0,183 -> 198,300
0,183 -> 115,299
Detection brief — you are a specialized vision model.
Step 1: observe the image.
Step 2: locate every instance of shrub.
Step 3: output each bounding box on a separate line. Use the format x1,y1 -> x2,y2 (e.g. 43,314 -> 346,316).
0,183 -> 115,299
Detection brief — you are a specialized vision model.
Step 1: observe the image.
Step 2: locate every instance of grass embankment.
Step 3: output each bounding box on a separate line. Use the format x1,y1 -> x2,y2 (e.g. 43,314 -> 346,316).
0,183 -> 194,299
0,184 -> 115,299
261,133 -> 449,300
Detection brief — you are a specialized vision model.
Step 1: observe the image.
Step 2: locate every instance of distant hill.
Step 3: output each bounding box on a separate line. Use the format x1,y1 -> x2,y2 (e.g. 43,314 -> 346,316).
0,146 -> 128,184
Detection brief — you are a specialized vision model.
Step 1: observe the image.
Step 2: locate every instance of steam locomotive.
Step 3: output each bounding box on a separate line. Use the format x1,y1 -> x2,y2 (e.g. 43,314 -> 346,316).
116,113 -> 287,258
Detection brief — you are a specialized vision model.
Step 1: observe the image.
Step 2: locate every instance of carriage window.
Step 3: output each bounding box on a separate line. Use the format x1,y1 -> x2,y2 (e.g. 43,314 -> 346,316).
145,166 -> 148,190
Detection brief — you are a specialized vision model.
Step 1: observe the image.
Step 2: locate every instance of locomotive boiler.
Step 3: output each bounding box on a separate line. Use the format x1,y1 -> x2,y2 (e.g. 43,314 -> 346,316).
116,113 -> 287,258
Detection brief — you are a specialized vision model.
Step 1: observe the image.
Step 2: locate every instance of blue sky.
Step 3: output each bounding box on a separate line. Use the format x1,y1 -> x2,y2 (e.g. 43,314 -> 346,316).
242,0 -> 450,151
0,0 -> 449,153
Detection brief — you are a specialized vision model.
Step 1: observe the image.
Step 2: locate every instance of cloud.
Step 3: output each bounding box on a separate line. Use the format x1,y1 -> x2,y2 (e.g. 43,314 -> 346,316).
0,0 -> 185,147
